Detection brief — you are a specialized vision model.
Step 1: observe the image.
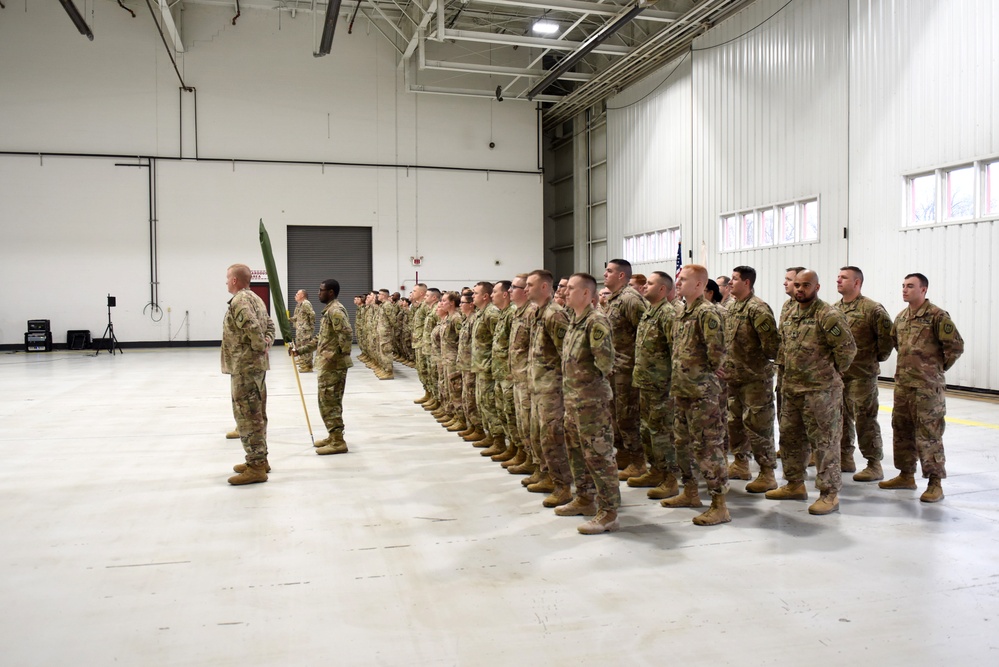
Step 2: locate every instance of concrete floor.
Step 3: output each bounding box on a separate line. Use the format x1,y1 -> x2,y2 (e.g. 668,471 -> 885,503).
1,346 -> 997,666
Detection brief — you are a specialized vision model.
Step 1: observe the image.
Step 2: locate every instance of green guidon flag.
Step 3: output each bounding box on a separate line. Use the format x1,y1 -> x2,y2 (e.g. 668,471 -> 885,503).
258,219 -> 294,343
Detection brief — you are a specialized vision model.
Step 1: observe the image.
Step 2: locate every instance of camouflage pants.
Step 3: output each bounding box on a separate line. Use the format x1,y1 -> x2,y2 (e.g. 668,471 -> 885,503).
294,332 -> 314,371
891,384 -> 947,478
727,378 -> 777,469
318,369 -> 347,436
514,382 -> 539,464
415,348 -> 428,388
609,371 -> 642,456
231,371 -> 268,464
462,371 -> 481,429
673,394 -> 729,495
780,385 -> 843,492
718,381 -> 730,452
377,328 -> 394,373
427,354 -> 440,399
841,375 -> 884,463
775,366 -> 784,424
496,377 -> 516,445
446,366 -> 464,420
436,359 -> 447,406
639,387 -> 676,472
475,373 -> 502,439
531,390 -> 571,485
565,390 -> 621,510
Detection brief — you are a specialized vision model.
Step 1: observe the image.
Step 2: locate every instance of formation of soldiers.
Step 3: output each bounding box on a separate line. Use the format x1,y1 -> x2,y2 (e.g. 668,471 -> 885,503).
389,261 -> 963,534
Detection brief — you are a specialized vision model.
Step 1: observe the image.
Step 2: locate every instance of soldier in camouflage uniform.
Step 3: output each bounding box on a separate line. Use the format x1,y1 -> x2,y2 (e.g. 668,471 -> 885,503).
374,290 -> 396,380
504,275 -> 537,472
291,289 -> 316,373
222,264 -> 275,485
438,293 -> 465,431
602,259 -> 649,480
456,291 -> 484,441
471,282 -> 502,451
721,266 -> 780,493
767,270 -> 857,515
293,279 -> 353,455
775,267 -> 805,431
354,295 -> 369,365
833,266 -> 894,481
880,273 -> 964,503
665,264 -> 731,526
410,284 -> 432,404
420,289 -> 442,411
558,273 -> 622,534
628,271 -> 680,500
526,269 -> 573,507
485,281 -> 517,460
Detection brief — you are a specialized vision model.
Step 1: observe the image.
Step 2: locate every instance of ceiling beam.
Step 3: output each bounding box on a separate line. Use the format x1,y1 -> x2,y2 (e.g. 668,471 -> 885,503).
157,0 -> 185,53
441,28 -> 632,54
422,59 -> 593,81
466,0 -> 681,23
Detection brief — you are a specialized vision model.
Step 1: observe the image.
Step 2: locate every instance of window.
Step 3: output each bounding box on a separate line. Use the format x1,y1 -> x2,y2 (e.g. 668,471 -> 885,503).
623,227 -> 680,264
720,197 -> 819,252
903,158 -> 999,227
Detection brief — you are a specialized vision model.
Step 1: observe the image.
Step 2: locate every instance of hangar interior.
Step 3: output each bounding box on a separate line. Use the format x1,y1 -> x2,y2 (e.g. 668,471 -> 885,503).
1,0 -> 997,664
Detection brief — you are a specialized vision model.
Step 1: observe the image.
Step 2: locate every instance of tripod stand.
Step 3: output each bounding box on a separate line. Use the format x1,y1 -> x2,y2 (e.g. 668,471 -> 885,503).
96,295 -> 123,356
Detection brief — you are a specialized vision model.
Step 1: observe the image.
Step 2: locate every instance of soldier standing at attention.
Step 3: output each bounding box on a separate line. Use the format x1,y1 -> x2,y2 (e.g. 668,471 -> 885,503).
721,266 -> 780,493
628,271 -> 679,500
775,267 -> 805,426
292,289 -> 316,373
602,259 -> 649,481
880,273 -> 963,503
456,291 -> 484,442
222,263 -> 275,485
767,270 -> 857,515
292,279 -> 353,455
833,266 -> 894,481
557,273 -> 621,534
485,281 -> 517,460
504,275 -> 537,472
717,275 -> 733,308
470,282 -> 502,452
664,264 -> 730,526
525,269 -> 573,508
410,284 -> 432,404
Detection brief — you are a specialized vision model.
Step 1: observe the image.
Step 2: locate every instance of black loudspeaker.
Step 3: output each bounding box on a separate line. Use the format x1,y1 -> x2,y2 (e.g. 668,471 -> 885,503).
28,320 -> 51,332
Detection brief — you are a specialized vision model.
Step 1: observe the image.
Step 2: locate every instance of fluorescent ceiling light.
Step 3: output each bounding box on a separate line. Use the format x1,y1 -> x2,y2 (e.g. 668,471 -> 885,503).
532,20 -> 560,35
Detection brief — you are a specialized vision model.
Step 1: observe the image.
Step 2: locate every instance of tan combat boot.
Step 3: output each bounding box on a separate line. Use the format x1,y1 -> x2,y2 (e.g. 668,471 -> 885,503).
627,467 -> 664,488
745,467 -> 778,494
527,473 -> 555,494
853,459 -> 884,482
841,455 -> 857,473
473,435 -> 494,449
578,509 -> 620,535
554,495 -> 597,516
379,371 -> 394,380
520,468 -> 543,486
462,429 -> 487,443
660,481 -> 702,508
447,420 -> 467,433
808,491 -> 839,515
435,412 -> 452,423
879,472 -> 917,490
317,441 -> 349,455
227,460 -> 268,485
692,493 -> 731,526
225,428 -> 240,440
233,458 -> 271,473
314,434 -> 333,448
765,481 -> 808,500
542,483 -> 573,508
619,461 -> 648,482
481,439 -> 506,457
414,392 -> 430,404
510,459 -> 537,476
647,472 -> 680,500
492,443 -> 518,463
728,457 -> 752,481
457,425 -> 476,438
503,449 -> 528,470
423,398 -> 440,411
920,477 -> 944,503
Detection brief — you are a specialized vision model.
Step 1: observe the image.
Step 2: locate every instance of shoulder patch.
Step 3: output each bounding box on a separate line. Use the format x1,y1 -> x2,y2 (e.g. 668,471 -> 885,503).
756,318 -> 772,333
939,319 -> 957,340
555,326 -> 567,340
829,324 -> 842,337
592,324 -> 608,342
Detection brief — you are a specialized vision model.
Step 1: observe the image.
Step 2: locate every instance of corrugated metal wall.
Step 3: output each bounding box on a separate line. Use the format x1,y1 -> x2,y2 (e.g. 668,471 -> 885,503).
607,0 -> 998,390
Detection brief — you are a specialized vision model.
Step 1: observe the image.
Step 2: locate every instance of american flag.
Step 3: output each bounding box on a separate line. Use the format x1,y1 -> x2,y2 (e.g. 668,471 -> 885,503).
675,240 -> 682,279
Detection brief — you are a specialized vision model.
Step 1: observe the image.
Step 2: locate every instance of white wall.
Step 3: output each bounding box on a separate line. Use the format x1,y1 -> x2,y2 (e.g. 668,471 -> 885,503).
0,3 -> 543,345
607,0 -> 998,390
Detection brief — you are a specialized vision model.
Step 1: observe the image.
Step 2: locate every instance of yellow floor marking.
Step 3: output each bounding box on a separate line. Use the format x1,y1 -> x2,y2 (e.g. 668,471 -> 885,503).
878,405 -> 999,430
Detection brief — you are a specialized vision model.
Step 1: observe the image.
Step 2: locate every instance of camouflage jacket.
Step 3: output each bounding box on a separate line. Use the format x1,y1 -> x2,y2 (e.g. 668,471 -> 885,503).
670,296 -> 724,399
528,300 -> 569,394
722,293 -> 778,385
378,301 -> 397,334
562,305 -> 614,398
411,301 -> 429,349
605,284 -> 648,374
442,311 -> 462,365
775,297 -> 796,368
430,316 -> 445,362
297,299 -> 353,372
471,303 -> 500,376
221,288 -> 275,375
292,299 -> 315,340
632,298 -> 675,390
355,305 -> 369,340
491,304 -> 516,380
891,300 -> 963,389
508,302 -> 535,384
834,295 -> 893,380
457,310 -> 476,373
780,298 -> 857,392
422,307 -> 440,354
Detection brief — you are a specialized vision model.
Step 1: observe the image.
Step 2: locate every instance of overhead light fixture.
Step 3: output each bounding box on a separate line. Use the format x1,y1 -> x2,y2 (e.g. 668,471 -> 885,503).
314,0 -> 343,57
58,0 -> 94,41
531,20 -> 560,35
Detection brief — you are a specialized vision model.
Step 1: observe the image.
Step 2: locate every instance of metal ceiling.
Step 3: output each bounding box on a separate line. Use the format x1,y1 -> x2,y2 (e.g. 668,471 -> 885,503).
158,0 -> 758,128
